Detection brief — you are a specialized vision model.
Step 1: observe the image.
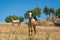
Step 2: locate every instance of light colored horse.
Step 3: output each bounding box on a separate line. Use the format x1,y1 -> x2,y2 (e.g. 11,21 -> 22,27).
12,18 -> 20,26
28,12 -> 37,35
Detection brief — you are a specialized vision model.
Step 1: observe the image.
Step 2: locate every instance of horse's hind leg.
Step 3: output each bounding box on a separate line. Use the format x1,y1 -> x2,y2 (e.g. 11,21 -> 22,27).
34,25 -> 36,35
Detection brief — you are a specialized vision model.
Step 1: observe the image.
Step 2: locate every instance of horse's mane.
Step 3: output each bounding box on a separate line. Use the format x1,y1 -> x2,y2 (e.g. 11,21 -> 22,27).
34,16 -> 37,21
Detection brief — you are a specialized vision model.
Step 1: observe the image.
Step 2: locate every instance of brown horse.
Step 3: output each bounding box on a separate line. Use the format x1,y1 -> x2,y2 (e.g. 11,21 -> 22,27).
28,12 -> 37,35
12,18 -> 21,26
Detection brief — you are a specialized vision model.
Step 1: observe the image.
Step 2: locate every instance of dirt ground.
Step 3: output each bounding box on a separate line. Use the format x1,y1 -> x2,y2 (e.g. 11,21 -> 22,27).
0,23 -> 60,40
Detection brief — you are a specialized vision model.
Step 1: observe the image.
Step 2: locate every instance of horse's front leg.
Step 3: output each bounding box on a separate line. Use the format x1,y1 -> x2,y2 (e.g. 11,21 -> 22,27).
18,22 -> 20,26
28,26 -> 30,35
18,22 -> 21,26
12,22 -> 14,26
34,25 -> 36,35
31,26 -> 33,35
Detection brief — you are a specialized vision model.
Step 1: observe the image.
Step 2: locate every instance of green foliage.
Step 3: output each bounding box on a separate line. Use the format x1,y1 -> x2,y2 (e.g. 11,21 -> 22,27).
19,16 -> 24,22
43,6 -> 57,20
57,8 -> 60,13
43,6 -> 50,16
32,7 -> 41,17
27,35 -> 41,40
50,8 -> 55,13
24,7 -> 41,19
5,15 -> 24,23
5,7 -> 60,23
12,15 -> 19,20
58,15 -> 60,18
50,8 -> 58,17
49,8 -> 60,18
50,8 -> 55,16
5,15 -> 13,23
28,36 -> 34,40
56,8 -> 60,16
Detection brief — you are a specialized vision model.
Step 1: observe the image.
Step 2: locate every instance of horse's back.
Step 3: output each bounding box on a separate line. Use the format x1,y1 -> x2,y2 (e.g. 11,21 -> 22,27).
13,20 -> 20,22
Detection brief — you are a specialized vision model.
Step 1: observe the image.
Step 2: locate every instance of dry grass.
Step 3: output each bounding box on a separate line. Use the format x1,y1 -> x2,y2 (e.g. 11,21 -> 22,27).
0,23 -> 60,40
38,20 -> 54,26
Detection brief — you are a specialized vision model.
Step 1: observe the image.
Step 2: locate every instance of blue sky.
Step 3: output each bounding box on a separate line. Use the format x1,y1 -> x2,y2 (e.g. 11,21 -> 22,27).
0,0 -> 60,22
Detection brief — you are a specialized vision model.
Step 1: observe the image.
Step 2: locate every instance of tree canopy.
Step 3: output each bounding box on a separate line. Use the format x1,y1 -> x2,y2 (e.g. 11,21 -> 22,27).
24,7 -> 41,19
5,6 -> 60,23
5,15 -> 24,23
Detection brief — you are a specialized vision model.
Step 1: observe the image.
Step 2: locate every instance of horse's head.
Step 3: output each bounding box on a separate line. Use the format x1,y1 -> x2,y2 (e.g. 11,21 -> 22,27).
29,11 -> 32,18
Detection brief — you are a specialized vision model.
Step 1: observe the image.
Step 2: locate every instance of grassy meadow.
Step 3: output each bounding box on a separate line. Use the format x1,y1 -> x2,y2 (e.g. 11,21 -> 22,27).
0,23 -> 60,40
